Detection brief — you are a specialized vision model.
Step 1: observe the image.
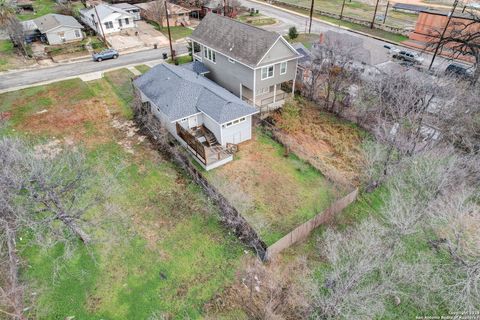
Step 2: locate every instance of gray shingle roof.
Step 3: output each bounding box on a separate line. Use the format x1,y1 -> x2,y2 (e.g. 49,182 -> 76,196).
133,63 -> 257,124
33,14 -> 83,33
292,43 -> 311,67
111,3 -> 138,10
181,61 -> 210,74
80,4 -> 133,21
190,13 -> 281,67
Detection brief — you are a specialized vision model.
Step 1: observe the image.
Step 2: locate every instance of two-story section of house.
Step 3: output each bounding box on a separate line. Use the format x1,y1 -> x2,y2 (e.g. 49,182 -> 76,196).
189,13 -> 301,112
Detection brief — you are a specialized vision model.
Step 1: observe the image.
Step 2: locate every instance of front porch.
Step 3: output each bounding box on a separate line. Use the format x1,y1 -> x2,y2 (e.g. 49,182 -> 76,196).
176,123 -> 235,170
242,83 -> 292,113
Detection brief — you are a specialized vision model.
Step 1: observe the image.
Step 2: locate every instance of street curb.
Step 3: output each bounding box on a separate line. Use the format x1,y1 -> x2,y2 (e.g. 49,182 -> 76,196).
247,0 -> 412,47
0,59 -> 165,94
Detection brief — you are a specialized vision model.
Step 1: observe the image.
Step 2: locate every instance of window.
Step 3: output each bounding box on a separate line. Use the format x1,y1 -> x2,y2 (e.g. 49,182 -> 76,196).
104,21 -> 113,29
261,65 -> 274,80
74,30 -> 81,38
228,58 -> 235,64
118,18 -> 122,27
125,18 -> 129,25
203,47 -> 216,63
222,117 -> 246,128
280,62 -> 287,75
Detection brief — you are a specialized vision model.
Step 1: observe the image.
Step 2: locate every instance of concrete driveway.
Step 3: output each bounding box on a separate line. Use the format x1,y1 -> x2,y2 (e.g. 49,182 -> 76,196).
107,21 -> 169,52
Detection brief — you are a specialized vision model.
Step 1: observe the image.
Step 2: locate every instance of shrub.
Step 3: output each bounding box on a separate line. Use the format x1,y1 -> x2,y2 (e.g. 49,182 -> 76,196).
288,26 -> 298,40
275,98 -> 301,133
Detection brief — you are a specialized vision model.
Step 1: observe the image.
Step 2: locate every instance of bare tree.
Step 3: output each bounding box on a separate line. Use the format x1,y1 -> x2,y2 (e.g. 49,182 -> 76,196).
0,137 -> 115,318
305,34 -> 360,113
429,9 -> 480,84
147,0 -> 167,28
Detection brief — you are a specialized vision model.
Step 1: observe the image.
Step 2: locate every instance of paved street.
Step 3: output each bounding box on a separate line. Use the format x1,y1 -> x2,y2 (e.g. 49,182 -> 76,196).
0,1 -> 471,92
0,44 -> 187,91
239,0 -> 463,70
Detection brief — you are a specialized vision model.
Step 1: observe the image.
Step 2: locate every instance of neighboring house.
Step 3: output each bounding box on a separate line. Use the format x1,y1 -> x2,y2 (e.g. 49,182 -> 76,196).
135,2 -> 192,26
79,4 -> 136,36
133,63 -> 258,170
189,13 -> 301,112
408,9 -> 480,44
28,14 -> 84,45
291,42 -> 313,90
201,0 -> 223,16
111,3 -> 141,21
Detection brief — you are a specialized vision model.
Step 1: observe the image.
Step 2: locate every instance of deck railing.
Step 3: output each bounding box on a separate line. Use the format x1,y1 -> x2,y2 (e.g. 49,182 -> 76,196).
176,123 -> 207,165
243,92 -> 288,108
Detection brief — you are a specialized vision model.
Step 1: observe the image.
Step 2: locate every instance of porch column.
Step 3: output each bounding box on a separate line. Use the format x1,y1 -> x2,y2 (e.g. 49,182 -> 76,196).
273,84 -> 277,103
239,83 -> 243,99
253,93 -> 256,107
292,79 -> 295,95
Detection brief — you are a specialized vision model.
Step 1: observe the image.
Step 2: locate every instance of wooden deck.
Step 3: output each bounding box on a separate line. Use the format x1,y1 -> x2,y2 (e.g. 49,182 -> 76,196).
176,123 -> 233,168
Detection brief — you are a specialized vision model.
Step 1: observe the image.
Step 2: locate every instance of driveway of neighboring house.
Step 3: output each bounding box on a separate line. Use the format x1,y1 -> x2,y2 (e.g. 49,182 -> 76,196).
107,21 -> 169,52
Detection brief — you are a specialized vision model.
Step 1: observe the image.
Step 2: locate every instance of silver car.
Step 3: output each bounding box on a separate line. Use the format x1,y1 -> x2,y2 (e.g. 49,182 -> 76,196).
393,50 -> 424,64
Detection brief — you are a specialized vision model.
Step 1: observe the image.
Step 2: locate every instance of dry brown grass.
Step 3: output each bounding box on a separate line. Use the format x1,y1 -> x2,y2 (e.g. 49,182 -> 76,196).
273,100 -> 367,186
204,255 -> 313,320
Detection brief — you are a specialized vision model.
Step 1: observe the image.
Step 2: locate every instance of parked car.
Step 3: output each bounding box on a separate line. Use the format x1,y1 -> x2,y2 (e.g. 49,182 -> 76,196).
445,63 -> 473,79
92,49 -> 119,62
393,50 -> 424,64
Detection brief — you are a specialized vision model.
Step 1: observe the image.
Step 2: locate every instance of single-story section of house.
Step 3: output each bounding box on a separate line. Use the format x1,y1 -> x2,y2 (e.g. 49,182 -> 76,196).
28,14 -> 84,45
79,4 -> 136,36
133,63 -> 258,170
135,2 -> 192,26
111,3 -> 141,21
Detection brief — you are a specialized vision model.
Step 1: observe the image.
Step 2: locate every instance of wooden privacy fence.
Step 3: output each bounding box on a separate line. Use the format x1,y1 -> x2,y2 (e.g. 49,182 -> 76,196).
265,188 -> 358,260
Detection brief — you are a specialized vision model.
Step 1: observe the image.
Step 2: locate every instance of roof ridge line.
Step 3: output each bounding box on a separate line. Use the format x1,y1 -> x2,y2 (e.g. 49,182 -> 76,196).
163,63 -> 249,107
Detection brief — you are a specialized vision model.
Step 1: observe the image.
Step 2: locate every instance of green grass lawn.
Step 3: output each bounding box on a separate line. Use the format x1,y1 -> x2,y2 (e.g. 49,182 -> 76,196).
0,73 -> 245,318
269,0 -> 416,29
286,33 -> 319,48
17,0 -> 57,20
167,55 -> 193,65
238,14 -> 277,26
266,0 -> 409,43
163,26 -> 193,41
204,129 -> 340,245
148,22 -> 193,41
135,64 -> 151,74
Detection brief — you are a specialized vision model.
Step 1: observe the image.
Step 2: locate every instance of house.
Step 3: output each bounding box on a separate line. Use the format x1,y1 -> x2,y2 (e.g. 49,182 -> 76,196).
408,9 -> 480,44
189,13 -> 301,112
79,4 -> 136,36
134,2 -> 192,26
29,14 -> 84,45
291,42 -> 313,90
200,0 -> 223,16
133,63 -> 258,170
111,3 -> 141,21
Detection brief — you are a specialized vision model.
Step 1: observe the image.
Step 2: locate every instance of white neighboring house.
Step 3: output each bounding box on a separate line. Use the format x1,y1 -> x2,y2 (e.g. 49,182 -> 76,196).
79,4 -> 136,37
30,14 -> 84,45
111,3 -> 141,21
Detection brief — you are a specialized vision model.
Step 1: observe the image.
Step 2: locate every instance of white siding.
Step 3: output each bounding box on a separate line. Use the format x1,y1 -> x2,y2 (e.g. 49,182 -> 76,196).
45,26 -> 83,45
220,116 -> 252,145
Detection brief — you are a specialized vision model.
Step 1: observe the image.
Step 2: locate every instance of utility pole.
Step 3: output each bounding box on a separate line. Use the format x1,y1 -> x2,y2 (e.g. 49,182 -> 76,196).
383,1 -> 390,24
370,0 -> 380,29
429,0 -> 459,70
308,0 -> 315,33
93,8 -> 108,47
340,0 -> 346,20
164,0 -> 175,61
